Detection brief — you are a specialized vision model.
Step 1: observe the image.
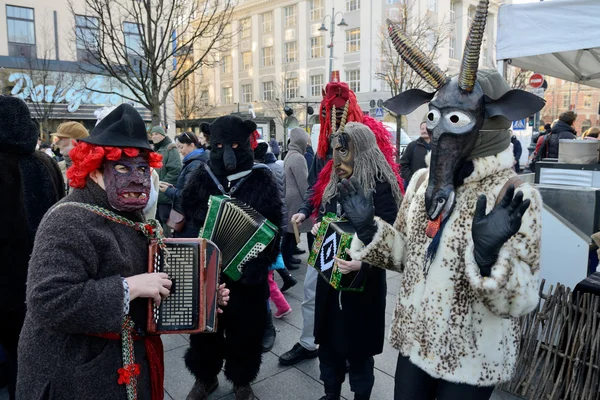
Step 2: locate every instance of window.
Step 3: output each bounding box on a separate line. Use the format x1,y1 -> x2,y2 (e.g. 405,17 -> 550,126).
284,5 -> 297,27
449,34 -> 456,59
310,75 -> 324,97
386,0 -> 404,3
242,51 -> 252,70
584,94 -> 593,108
222,87 -> 233,105
200,90 -> 209,107
262,46 -> 274,66
468,6 -> 475,28
124,22 -> 143,56
285,41 -> 298,63
310,36 -> 324,59
242,84 -> 253,103
221,55 -> 232,74
310,0 -> 323,21
428,0 -> 437,12
450,1 -> 456,22
240,18 -> 251,39
346,0 -> 360,12
563,95 -> 570,109
263,81 -> 274,101
75,15 -> 99,62
386,9 -> 400,20
285,78 -> 298,99
346,69 -> 360,92
262,12 -> 273,33
7,5 -> 36,57
345,29 -> 360,53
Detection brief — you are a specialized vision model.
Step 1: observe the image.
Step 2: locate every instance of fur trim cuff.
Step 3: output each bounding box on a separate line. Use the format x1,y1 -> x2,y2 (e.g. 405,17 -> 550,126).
349,217 -> 403,271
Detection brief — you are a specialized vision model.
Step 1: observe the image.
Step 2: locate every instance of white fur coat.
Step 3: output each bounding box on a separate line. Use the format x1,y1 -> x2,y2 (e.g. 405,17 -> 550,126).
349,146 -> 541,386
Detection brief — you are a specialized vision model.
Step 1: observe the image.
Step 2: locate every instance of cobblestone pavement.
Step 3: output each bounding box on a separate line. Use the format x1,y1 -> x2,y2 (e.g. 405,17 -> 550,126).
1,239 -> 524,400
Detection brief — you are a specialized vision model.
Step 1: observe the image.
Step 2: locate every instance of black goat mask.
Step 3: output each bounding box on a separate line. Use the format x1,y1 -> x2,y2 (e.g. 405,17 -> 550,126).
383,0 -> 545,222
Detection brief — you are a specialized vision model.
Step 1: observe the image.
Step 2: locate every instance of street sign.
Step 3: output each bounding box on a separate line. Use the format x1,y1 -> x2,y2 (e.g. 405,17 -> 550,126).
529,87 -> 545,98
377,99 -> 384,108
513,119 -> 527,130
375,108 -> 384,118
369,100 -> 376,108
529,73 -> 544,88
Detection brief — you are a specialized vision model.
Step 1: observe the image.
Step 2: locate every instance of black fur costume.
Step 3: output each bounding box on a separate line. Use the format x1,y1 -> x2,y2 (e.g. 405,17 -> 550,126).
0,96 -> 64,398
181,116 -> 282,387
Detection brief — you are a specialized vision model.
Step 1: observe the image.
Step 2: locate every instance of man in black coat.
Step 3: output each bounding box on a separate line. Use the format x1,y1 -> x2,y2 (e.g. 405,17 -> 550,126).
0,96 -> 64,399
182,116 -> 282,400
399,120 -> 431,186
547,111 -> 577,158
313,122 -> 402,400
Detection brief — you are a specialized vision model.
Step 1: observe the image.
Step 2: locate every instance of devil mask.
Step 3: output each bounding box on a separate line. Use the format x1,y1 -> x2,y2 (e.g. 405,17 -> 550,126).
331,132 -> 355,180
383,0 -> 545,223
103,155 -> 151,212
201,116 -> 257,176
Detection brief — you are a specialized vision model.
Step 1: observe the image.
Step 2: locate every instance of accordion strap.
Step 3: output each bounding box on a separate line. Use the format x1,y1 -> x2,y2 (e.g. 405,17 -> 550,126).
203,163 -> 270,196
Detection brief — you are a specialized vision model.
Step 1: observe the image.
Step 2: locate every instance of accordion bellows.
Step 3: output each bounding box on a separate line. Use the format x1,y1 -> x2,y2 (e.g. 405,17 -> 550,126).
201,195 -> 278,281
147,238 -> 220,334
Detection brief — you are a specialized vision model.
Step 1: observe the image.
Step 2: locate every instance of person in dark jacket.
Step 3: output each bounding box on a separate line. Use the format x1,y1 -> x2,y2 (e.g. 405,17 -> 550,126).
304,137 -> 315,170
269,138 -> 280,159
159,131 -> 209,238
313,122 -> 402,400
399,120 -> 431,186
547,111 -> 577,158
511,134 -> 523,173
0,96 -> 65,400
151,126 -> 182,230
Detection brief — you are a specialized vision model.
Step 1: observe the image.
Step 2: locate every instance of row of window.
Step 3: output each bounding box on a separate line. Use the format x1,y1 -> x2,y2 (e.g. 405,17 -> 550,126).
219,70 -> 360,105
221,29 -> 360,73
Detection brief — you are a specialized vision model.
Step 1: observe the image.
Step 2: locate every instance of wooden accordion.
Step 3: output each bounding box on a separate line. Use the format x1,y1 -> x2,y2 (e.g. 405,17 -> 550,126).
147,238 -> 221,334
308,214 -> 365,292
200,195 -> 278,281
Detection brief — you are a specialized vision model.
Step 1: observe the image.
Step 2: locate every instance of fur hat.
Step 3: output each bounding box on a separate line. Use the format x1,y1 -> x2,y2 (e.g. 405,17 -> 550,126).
81,104 -> 152,150
51,121 -> 89,140
202,115 -> 257,175
0,96 -> 39,154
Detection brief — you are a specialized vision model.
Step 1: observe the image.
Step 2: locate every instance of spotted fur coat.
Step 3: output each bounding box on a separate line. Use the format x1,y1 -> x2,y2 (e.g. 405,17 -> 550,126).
349,146 -> 541,386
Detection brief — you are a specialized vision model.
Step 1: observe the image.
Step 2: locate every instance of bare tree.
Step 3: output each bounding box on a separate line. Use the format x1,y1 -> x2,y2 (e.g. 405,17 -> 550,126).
507,66 -> 532,90
174,73 -> 213,131
70,0 -> 235,126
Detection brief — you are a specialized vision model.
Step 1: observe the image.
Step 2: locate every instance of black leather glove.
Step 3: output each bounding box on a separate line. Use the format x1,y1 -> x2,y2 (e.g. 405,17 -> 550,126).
337,177 -> 377,245
472,185 -> 531,277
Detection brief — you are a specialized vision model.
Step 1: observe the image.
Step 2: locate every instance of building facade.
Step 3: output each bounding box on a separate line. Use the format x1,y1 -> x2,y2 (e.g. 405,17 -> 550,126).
192,0 -> 502,139
0,0 -> 157,138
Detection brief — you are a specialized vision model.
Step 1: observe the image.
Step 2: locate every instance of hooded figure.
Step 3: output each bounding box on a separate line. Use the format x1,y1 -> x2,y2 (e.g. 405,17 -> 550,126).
338,2 -> 545,399
0,96 -> 64,400
181,115 -> 282,400
17,104 -> 172,400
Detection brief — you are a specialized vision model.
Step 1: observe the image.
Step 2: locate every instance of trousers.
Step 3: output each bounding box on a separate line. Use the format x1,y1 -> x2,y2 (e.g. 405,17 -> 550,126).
394,355 -> 495,400
319,343 -> 375,398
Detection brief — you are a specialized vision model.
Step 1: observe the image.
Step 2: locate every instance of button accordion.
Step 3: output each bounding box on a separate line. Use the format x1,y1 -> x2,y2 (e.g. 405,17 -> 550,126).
147,238 -> 221,334
200,195 -> 278,281
308,214 -> 365,292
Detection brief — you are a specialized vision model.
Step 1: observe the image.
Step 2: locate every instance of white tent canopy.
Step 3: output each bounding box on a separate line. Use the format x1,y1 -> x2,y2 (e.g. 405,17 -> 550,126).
497,0 -> 600,88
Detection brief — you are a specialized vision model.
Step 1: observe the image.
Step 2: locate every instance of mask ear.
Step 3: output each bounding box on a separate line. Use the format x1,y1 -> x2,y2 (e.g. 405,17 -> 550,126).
243,120 -> 257,133
200,122 -> 211,135
484,89 -> 546,121
383,89 -> 435,116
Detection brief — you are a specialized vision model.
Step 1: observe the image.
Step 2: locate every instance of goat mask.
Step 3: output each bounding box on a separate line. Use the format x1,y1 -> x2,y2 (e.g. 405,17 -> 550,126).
383,0 -> 545,222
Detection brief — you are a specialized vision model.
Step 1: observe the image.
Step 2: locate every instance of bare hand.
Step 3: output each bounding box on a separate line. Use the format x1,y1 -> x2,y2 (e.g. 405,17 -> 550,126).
217,283 -> 230,314
291,213 -> 306,225
311,222 -> 321,236
334,256 -> 362,274
158,182 -> 171,193
125,272 -> 172,306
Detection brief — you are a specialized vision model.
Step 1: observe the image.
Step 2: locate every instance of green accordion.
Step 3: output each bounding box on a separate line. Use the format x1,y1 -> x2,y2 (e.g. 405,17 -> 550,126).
308,213 -> 365,292
200,195 -> 278,281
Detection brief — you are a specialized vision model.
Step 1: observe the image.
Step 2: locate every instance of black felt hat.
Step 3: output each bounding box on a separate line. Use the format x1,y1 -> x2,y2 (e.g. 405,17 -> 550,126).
0,95 -> 39,154
81,104 -> 152,150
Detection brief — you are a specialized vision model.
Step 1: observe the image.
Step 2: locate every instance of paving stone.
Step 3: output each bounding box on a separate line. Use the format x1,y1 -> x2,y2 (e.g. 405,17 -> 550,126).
251,368 -> 324,400
270,319 -> 302,358
271,296 -> 303,330
162,333 -> 189,352
341,366 -> 395,400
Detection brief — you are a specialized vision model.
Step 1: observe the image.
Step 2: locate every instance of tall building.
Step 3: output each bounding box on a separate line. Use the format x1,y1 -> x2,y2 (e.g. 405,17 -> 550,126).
190,0 -> 502,139
0,0 -> 154,137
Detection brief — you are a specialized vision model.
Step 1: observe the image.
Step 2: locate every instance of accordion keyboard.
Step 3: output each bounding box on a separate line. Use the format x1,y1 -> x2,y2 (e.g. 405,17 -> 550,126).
214,201 -> 261,267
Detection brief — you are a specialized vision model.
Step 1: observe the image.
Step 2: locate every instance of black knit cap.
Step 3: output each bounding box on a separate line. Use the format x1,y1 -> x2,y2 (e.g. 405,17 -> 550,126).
81,103 -> 152,150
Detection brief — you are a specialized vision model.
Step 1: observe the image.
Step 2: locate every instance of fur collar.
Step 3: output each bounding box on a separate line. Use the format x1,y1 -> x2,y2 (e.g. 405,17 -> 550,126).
462,145 -> 514,184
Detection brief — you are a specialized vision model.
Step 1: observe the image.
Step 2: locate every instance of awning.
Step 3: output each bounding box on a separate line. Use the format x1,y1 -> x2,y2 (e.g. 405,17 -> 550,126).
497,0 -> 600,88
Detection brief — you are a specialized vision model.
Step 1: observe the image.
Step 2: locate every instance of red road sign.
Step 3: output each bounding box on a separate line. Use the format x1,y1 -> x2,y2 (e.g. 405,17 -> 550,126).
529,73 -> 544,88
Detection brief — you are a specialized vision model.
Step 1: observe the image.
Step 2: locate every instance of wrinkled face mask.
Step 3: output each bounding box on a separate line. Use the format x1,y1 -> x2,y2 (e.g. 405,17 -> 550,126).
103,155 -> 151,211
331,133 -> 354,180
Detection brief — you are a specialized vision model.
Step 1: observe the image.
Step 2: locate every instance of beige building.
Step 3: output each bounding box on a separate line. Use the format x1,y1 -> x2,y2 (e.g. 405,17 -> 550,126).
187,0 -> 503,139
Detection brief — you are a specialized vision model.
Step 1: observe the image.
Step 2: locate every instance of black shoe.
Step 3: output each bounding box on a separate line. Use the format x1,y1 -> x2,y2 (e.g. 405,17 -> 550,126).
290,257 -> 302,264
286,263 -> 300,271
293,247 -> 306,255
278,342 -> 318,366
280,275 -> 297,292
262,312 -> 276,352
234,384 -> 255,400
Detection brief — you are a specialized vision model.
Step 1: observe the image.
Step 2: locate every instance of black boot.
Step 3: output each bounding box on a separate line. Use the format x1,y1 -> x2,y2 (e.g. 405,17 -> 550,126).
262,310 -> 276,352
354,393 -> 371,400
277,268 -> 297,292
319,382 -> 342,400
186,376 -> 219,400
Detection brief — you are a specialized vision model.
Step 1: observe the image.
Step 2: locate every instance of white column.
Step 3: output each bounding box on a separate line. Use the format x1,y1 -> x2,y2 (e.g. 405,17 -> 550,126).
232,20 -> 240,104
252,13 -> 260,102
274,8 -> 283,85
298,0 -> 309,97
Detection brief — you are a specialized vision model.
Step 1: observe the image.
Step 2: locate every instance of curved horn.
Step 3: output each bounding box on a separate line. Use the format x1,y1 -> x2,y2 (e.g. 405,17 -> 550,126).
458,0 -> 489,93
338,101 -> 350,132
386,19 -> 448,90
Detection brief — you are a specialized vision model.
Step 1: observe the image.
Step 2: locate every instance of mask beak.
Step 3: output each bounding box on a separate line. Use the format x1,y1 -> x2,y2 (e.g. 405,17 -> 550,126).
223,145 -> 237,172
